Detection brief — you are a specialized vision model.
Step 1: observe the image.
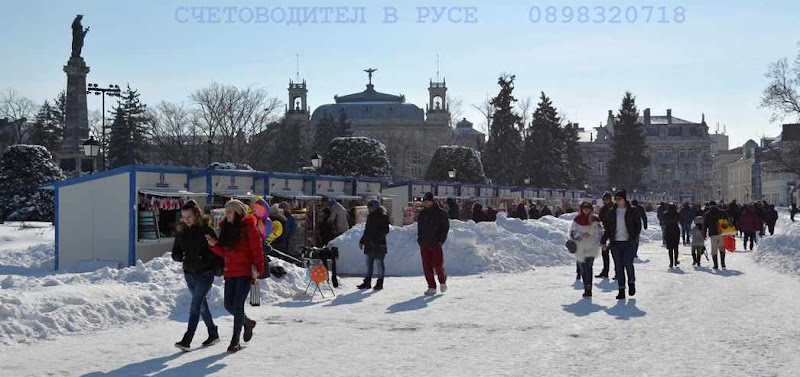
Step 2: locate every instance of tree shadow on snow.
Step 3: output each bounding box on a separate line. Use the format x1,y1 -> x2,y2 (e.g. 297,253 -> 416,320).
81,352 -> 228,377
605,299 -> 647,320
324,289 -> 375,307
562,298 -> 607,317
386,295 -> 442,314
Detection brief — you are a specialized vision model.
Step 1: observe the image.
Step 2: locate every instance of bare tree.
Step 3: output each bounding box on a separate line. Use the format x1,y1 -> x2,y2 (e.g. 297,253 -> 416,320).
761,43 -> 800,176
517,96 -> 533,137
0,88 -> 38,144
149,101 -> 205,166
447,96 -> 463,128
190,83 -> 282,165
471,93 -> 494,135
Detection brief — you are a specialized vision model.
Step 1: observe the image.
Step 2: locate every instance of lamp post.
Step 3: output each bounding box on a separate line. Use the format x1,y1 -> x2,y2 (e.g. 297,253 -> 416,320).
311,153 -> 322,171
524,176 -> 531,185
87,83 -> 121,171
448,168 -> 456,181
82,136 -> 100,174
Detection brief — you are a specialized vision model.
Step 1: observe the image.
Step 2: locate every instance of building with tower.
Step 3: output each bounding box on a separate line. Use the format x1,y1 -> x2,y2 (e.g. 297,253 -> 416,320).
287,69 -> 452,181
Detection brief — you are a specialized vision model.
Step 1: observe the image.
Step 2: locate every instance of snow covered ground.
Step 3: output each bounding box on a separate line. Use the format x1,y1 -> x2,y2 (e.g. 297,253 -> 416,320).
1,214 -> 800,376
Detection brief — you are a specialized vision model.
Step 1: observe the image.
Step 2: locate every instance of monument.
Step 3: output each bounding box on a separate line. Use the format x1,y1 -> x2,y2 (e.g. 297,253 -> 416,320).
59,14 -> 91,173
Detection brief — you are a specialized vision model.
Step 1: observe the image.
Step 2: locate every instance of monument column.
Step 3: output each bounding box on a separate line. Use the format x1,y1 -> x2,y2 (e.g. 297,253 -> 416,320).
60,15 -> 91,174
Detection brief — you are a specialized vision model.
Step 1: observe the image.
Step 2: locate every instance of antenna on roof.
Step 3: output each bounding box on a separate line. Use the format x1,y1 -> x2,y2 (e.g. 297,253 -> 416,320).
716,122 -> 720,134
724,124 -> 727,134
435,53 -> 440,81
295,53 -> 301,82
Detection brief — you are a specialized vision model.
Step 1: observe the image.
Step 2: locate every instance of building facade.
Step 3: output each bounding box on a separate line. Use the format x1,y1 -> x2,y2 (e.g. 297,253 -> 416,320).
291,71 -> 452,181
581,108 -> 712,203
452,118 -> 485,151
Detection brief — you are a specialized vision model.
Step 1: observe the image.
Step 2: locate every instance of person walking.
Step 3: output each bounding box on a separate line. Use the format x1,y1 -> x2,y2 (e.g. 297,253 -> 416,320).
446,198 -> 460,220
207,199 -> 265,353
657,202 -> 668,246
630,199 -> 648,259
690,216 -> 706,267
172,200 -> 223,352
357,200 -> 391,290
679,202 -> 696,245
268,203 -> 288,253
791,202 -> 798,222
328,199 -> 350,240
766,204 -> 778,236
703,201 -> 731,270
595,192 -> 615,279
600,190 -> 642,300
662,204 -> 682,268
417,192 -> 450,296
570,201 -> 603,298
738,203 -> 761,251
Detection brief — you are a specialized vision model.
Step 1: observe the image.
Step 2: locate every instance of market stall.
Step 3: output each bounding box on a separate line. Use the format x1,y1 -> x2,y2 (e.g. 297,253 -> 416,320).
383,181 -> 435,226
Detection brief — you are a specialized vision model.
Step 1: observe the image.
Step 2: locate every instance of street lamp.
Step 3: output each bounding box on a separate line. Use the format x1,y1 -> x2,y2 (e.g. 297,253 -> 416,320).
82,136 -> 100,174
524,176 -> 531,185
448,168 -> 456,180
87,83 -> 121,171
311,153 -> 323,170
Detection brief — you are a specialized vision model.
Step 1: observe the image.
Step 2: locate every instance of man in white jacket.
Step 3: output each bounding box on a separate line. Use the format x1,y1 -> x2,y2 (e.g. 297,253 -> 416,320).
327,199 -> 350,239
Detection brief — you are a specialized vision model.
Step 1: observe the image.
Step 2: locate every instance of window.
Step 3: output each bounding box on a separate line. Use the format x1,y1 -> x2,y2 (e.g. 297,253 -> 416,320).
598,162 -> 606,174
668,127 -> 682,136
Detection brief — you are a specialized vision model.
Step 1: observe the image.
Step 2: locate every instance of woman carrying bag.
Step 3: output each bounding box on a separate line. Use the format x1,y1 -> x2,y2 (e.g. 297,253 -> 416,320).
357,200 -> 391,290
207,199 -> 265,353
569,201 -> 603,298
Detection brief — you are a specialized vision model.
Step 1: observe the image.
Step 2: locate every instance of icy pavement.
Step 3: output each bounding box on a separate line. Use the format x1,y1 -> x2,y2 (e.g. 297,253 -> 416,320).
2,237 -> 800,376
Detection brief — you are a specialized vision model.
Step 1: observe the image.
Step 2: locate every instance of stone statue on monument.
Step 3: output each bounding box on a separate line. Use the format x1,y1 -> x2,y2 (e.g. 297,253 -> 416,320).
71,15 -> 89,58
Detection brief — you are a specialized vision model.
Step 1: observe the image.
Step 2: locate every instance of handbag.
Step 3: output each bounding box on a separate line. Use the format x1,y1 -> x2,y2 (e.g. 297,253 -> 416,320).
249,280 -> 261,306
724,235 -> 736,253
565,239 -> 577,254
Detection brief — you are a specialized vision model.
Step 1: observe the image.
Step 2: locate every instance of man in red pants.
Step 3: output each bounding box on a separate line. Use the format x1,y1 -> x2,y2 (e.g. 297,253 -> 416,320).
417,192 -> 450,296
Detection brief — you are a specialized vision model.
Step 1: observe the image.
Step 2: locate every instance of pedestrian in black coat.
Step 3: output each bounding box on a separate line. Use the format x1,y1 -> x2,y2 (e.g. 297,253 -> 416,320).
662,204 -> 682,268
528,204 -> 541,220
357,200 -> 391,290
472,202 -> 485,223
446,198 -> 460,220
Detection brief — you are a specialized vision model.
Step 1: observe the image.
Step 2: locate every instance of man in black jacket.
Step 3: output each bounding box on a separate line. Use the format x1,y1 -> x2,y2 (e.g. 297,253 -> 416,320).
595,192 -> 615,278
601,190 -> 642,299
358,200 -> 391,290
417,192 -> 450,296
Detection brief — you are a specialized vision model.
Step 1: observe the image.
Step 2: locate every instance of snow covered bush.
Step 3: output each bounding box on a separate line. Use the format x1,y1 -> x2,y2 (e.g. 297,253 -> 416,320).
0,145 -> 65,221
320,137 -> 391,178
425,145 -> 488,183
208,162 -> 255,171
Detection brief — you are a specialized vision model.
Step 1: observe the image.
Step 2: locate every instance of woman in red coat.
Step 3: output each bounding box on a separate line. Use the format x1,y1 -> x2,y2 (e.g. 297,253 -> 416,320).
207,199 -> 265,353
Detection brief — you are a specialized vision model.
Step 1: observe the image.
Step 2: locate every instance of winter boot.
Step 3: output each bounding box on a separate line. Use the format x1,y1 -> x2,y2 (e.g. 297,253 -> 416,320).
576,272 -> 581,280
174,332 -> 193,352
582,286 -> 592,298
628,282 -> 636,297
616,288 -> 626,300
356,278 -> 371,290
674,250 -> 680,266
712,255 -> 719,270
243,317 -> 256,343
373,278 -> 384,290
201,326 -> 220,347
227,330 -> 241,353
424,288 -> 436,296
720,252 -> 726,269
440,283 -> 448,293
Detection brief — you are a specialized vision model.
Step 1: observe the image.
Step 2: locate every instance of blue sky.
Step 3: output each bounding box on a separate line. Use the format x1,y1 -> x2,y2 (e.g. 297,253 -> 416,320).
1,0 -> 798,147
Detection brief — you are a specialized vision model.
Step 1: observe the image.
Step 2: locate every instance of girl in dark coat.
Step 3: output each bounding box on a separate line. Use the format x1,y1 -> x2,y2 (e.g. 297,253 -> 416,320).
172,200 -> 222,352
357,200 -> 391,290
662,204 -> 682,268
738,204 -> 761,251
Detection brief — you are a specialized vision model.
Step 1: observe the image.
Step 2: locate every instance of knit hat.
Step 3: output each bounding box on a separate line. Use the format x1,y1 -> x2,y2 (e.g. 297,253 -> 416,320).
614,190 -> 627,200
367,199 -> 381,209
423,192 -> 434,202
225,199 -> 248,217
694,216 -> 703,225
602,191 -> 613,200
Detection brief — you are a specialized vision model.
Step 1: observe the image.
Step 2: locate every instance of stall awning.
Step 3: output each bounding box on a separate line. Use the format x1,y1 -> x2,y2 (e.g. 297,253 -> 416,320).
214,191 -> 270,200
322,193 -> 364,200
271,191 -> 323,200
139,189 -> 209,197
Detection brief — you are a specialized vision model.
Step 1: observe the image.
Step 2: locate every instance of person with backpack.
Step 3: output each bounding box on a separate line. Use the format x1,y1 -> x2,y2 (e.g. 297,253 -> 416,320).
172,200 -> 223,352
357,200 -> 391,290
600,190 -> 642,299
690,216 -> 706,267
206,199 -> 265,353
569,201 -> 603,298
703,201 -> 731,270
662,204 -> 682,268
417,192 -> 450,296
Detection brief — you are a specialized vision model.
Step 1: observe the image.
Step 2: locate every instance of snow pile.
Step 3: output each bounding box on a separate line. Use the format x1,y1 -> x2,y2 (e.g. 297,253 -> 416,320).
0,223 -> 55,272
0,238 -> 308,346
330,213 -> 577,276
753,208 -> 800,276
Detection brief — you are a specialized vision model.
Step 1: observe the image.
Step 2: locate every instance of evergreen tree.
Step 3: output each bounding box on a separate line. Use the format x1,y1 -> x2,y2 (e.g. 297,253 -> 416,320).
320,137 -> 391,178
335,110 -> 353,138
563,122 -> 588,187
425,145 -> 488,184
29,100 -> 63,152
607,92 -> 649,191
264,118 -> 305,173
483,74 -> 523,185
0,145 -> 65,221
108,85 -> 150,168
524,92 -> 566,187
313,113 -> 337,153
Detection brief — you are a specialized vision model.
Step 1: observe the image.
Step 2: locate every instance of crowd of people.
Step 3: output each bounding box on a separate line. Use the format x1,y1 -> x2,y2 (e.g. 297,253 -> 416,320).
168,189 -> 795,353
